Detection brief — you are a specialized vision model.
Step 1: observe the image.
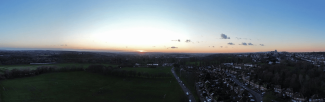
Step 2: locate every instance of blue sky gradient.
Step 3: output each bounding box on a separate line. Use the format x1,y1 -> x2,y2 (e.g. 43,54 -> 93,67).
1,0 -> 324,52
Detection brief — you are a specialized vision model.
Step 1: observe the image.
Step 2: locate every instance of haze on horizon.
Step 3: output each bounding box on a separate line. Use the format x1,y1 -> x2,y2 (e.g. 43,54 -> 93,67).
1,0 -> 325,53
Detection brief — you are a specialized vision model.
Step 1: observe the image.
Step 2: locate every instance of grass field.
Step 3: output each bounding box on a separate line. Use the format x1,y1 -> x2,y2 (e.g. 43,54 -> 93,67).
121,67 -> 172,74
0,63 -> 118,71
0,67 -> 184,102
186,62 -> 199,66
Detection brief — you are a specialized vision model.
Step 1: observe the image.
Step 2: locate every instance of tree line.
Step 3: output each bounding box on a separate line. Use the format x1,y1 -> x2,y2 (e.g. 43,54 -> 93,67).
254,61 -> 325,98
0,65 -> 172,80
0,66 -> 83,79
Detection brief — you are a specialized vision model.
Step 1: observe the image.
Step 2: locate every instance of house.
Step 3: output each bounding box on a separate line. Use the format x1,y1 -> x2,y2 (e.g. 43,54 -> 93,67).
234,86 -> 242,94
309,94 -> 324,102
292,92 -> 307,102
162,63 -> 173,66
244,64 -> 253,67
228,82 -> 233,90
237,89 -> 246,98
250,69 -> 254,73
224,63 -> 233,65
254,82 -> 259,89
134,63 -> 141,67
260,84 -> 267,92
234,66 -> 242,69
249,80 -> 255,86
274,85 -> 282,93
147,64 -> 158,68
276,91 -> 286,98
284,88 -> 294,98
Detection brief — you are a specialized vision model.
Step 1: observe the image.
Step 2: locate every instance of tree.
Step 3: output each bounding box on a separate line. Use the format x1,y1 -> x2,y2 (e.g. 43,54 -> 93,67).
299,74 -> 304,86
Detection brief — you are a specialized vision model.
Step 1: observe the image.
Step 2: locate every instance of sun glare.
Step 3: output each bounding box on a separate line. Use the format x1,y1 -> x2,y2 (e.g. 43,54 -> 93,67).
137,50 -> 146,52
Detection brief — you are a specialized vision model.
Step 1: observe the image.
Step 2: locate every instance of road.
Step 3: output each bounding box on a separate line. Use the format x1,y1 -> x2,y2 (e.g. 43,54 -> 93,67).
225,72 -> 263,102
171,67 -> 196,102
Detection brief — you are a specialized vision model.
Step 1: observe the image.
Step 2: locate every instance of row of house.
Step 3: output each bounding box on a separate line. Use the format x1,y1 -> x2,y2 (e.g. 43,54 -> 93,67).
193,65 -> 255,102
273,85 -> 324,102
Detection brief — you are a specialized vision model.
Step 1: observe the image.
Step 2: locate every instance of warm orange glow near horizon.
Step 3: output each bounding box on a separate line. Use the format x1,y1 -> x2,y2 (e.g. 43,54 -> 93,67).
6,43 -> 322,53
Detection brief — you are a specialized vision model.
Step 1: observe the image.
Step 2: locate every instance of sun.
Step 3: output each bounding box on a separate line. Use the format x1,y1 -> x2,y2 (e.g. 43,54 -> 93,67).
137,50 -> 146,52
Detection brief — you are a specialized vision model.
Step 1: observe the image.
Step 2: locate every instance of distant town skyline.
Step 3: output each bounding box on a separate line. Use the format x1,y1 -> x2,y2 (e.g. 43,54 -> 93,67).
1,0 -> 325,53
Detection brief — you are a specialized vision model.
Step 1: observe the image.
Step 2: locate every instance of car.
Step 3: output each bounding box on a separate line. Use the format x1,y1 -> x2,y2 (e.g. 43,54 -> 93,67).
189,99 -> 191,102
186,92 -> 189,95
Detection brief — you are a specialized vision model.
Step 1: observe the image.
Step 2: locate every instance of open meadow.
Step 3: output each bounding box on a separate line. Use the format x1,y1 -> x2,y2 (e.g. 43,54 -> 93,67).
0,66 -> 185,102
121,67 -> 172,74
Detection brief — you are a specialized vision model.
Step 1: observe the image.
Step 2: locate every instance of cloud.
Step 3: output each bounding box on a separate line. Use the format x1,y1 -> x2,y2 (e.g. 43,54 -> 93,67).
248,43 -> 253,45
260,44 -> 264,46
241,42 -> 247,45
170,46 -> 178,49
171,39 -> 181,42
236,37 -> 241,40
220,46 -> 223,48
185,39 -> 191,43
60,44 -> 67,46
228,42 -> 235,45
221,34 -> 230,39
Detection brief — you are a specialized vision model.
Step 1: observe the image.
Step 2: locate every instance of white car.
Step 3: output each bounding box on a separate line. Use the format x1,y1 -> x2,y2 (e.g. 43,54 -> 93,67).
189,99 -> 191,102
186,92 -> 189,95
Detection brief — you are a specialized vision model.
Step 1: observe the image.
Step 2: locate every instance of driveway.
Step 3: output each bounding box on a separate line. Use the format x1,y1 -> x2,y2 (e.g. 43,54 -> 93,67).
171,67 -> 196,102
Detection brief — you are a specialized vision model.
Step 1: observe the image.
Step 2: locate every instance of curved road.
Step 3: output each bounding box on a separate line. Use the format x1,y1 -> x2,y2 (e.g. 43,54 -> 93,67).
225,72 -> 263,102
171,67 -> 196,102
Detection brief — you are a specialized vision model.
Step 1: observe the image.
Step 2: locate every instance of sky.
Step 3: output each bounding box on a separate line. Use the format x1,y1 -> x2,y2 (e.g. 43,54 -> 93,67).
1,0 -> 325,53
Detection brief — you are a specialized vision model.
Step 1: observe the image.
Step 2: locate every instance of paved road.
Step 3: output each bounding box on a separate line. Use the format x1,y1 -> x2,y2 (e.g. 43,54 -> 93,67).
171,67 -> 196,102
225,72 -> 263,102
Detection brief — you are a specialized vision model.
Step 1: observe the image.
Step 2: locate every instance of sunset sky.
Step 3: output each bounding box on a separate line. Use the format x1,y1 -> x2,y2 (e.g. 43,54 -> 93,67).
1,0 -> 325,53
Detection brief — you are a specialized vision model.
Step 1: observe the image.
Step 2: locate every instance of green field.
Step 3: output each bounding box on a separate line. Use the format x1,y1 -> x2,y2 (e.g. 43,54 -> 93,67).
0,63 -> 118,71
186,62 -> 197,65
121,67 -> 172,74
0,67 -> 185,102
